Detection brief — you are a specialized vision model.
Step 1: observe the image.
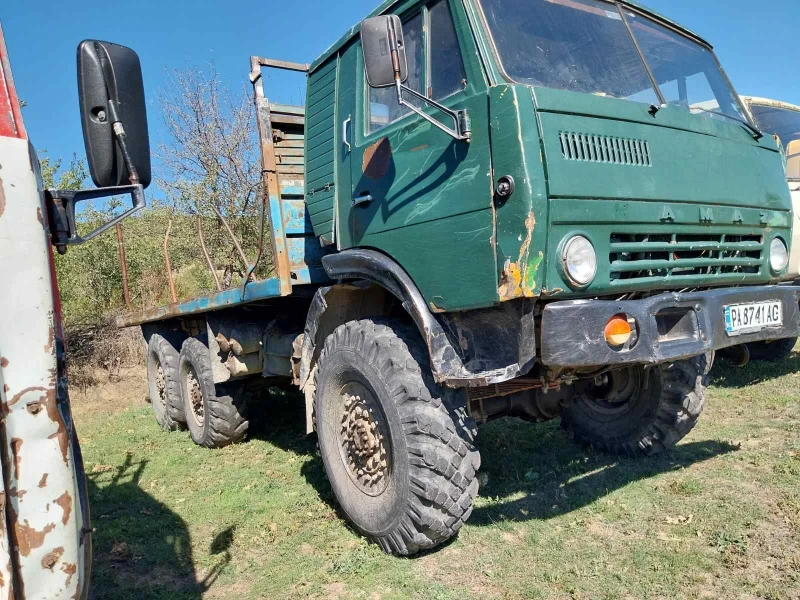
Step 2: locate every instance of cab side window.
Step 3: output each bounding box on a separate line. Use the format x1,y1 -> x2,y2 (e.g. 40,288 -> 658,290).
367,0 -> 466,133
369,14 -> 423,132
429,0 -> 466,100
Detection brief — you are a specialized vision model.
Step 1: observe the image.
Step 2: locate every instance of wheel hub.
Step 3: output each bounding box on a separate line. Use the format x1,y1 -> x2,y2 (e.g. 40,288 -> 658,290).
155,363 -> 167,409
338,384 -> 389,495
186,368 -> 204,427
585,367 -> 644,415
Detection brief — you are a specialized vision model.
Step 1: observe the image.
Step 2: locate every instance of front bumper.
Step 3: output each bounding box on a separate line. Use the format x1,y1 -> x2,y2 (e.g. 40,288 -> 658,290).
540,285 -> 800,369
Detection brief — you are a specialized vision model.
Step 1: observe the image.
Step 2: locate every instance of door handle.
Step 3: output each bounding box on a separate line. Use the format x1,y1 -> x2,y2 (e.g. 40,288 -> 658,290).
343,115 -> 351,152
352,192 -> 373,207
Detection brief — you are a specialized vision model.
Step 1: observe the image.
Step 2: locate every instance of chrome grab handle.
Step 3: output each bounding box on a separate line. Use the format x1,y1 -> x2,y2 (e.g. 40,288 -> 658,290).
343,115 -> 351,152
352,193 -> 373,207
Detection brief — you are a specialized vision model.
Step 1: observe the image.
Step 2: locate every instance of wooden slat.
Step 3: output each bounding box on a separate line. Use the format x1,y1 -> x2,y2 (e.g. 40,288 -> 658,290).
271,103 -> 305,116
277,165 -> 304,175
277,155 -> 304,165
271,114 -> 305,126
274,132 -> 305,141
275,147 -> 304,157
275,140 -> 305,148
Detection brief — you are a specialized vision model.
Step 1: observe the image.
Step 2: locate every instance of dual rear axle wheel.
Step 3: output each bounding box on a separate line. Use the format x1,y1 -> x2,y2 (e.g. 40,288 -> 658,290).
146,334 -> 248,448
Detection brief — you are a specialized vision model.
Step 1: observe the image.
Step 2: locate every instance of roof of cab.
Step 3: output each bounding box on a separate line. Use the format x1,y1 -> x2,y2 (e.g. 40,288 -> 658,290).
742,96 -> 800,114
308,0 -> 710,74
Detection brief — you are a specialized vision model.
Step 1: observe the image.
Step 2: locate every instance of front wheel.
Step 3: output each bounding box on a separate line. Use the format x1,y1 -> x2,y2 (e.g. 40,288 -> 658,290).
314,319 -> 480,556
561,355 -> 708,456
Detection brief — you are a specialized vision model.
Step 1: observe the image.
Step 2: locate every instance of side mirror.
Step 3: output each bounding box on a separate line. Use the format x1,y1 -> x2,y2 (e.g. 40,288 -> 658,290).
359,15 -> 471,142
77,40 -> 151,188
45,41 -> 150,254
361,15 -> 407,88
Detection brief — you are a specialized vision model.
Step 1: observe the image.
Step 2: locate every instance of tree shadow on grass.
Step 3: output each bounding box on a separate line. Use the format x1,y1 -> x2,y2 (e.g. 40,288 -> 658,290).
469,419 -> 738,526
247,388 -> 738,534
89,453 -> 234,599
710,352 -> 800,389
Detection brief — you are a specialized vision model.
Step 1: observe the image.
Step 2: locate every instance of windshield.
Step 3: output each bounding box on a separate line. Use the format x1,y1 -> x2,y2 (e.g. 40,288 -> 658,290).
622,10 -> 746,123
749,103 -> 800,180
479,0 -> 747,123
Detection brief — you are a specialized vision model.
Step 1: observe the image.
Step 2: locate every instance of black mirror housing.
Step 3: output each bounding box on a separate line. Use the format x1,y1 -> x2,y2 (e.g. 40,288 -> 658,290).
360,15 -> 407,88
77,40 -> 151,188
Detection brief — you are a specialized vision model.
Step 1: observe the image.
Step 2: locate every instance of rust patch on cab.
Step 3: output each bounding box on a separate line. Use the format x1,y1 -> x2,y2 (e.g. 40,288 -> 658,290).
38,473 -> 48,488
498,212 -> 537,301
8,386 -> 47,408
0,357 -> 8,368
44,326 -> 55,354
62,561 -> 77,587
10,438 -> 22,480
54,491 -> 72,526
14,520 -> 56,557
44,389 -> 69,466
362,137 -> 392,180
41,546 -> 64,570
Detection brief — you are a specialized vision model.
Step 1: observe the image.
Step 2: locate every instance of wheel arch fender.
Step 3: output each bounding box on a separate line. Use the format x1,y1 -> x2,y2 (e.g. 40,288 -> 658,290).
297,249 -> 536,431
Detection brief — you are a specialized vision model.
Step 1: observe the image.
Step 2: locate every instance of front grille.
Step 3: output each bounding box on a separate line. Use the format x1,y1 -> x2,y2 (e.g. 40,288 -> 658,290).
559,132 -> 651,167
609,232 -> 763,283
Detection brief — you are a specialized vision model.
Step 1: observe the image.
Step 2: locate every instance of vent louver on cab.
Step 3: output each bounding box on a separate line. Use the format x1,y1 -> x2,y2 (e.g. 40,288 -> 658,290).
559,132 -> 652,167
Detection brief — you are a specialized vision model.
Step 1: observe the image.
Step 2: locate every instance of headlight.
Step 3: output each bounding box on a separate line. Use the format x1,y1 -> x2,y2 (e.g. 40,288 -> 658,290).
562,235 -> 597,287
770,238 -> 789,273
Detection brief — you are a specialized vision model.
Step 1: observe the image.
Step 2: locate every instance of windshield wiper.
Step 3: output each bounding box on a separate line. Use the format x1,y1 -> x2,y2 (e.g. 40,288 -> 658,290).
692,107 -> 763,140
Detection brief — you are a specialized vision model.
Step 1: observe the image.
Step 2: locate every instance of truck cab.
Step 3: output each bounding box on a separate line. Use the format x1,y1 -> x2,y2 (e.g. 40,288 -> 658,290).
313,0 -> 792,318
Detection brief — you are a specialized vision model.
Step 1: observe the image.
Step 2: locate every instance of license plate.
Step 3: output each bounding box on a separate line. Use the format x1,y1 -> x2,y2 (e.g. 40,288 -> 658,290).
724,301 -> 783,336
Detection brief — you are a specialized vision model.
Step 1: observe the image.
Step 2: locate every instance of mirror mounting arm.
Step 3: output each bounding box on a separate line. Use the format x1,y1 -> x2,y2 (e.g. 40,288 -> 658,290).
395,80 -> 471,142
45,184 -> 146,255
385,21 -> 469,142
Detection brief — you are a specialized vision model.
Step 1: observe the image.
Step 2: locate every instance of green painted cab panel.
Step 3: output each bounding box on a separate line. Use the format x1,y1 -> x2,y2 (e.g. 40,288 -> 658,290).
338,0 -> 498,312
488,85 -> 550,299
305,56 -> 338,243
534,88 -> 791,212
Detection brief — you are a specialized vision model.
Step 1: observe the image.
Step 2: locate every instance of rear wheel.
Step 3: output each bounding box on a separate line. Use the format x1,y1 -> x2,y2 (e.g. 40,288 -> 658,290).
179,338 -> 249,448
746,337 -> 797,362
561,355 -> 707,456
147,334 -> 184,431
314,319 -> 480,556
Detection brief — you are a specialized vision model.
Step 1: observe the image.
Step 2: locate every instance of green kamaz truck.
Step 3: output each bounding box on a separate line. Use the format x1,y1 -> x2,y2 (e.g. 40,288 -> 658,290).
111,0 -> 798,555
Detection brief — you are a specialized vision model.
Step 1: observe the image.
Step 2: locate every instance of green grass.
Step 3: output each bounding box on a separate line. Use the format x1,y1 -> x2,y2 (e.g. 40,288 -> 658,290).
76,356 -> 800,599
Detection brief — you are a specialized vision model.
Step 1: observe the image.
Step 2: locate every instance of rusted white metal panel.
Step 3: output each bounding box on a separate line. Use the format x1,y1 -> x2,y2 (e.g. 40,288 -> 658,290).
0,135 -> 88,599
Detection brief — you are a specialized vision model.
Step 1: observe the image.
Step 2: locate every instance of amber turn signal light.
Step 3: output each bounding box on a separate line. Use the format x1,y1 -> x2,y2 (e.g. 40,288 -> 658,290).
604,314 -> 633,347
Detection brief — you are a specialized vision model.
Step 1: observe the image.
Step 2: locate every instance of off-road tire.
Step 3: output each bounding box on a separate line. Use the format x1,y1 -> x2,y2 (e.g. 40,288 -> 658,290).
561,355 -> 708,456
747,337 -> 797,362
314,319 -> 480,556
147,334 -> 184,431
179,337 -> 249,448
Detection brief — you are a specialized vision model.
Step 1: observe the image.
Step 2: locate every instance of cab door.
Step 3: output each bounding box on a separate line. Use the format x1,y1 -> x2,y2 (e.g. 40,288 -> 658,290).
338,0 -> 497,312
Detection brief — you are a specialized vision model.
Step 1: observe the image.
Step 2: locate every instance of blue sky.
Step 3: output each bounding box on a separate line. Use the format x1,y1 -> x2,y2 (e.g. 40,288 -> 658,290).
4,0 -> 799,184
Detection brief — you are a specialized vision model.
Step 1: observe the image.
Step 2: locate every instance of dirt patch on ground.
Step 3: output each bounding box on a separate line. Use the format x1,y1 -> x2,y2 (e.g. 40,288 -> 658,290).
70,366 -> 148,421
416,545 -> 506,598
